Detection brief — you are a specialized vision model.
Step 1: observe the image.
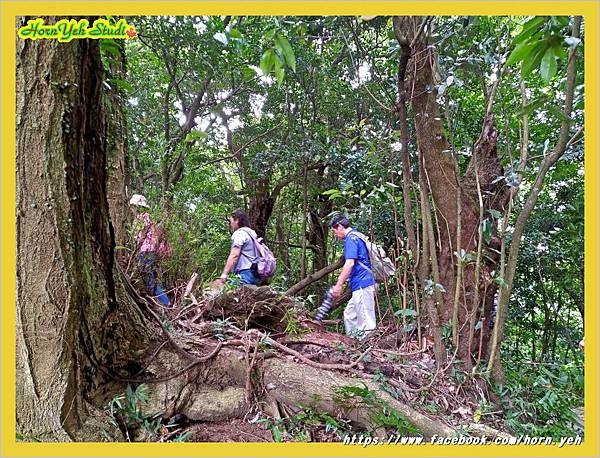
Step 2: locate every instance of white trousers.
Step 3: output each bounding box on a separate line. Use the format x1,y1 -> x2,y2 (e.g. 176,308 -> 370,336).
344,285 -> 376,337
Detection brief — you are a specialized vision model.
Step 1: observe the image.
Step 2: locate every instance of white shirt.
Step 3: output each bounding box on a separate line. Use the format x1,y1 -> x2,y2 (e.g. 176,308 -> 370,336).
231,227 -> 258,272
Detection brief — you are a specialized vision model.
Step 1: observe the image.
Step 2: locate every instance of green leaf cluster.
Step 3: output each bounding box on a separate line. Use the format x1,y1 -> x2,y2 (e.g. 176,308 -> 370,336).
505,16 -> 572,81
260,31 -> 296,87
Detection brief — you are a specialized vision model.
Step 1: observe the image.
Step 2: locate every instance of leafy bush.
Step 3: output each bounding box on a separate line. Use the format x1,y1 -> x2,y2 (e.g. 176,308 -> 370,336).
105,384 -> 162,441
494,361 -> 584,439
257,406 -> 350,442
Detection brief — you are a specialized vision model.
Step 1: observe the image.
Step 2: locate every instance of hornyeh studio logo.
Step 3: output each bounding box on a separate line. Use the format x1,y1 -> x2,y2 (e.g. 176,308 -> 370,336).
18,18 -> 137,42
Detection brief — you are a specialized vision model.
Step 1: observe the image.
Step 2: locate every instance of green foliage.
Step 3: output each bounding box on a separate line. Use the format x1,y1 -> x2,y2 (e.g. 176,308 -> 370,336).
373,407 -> 422,436
506,16 -> 574,81
169,431 -> 192,442
213,317 -> 234,341
100,39 -> 122,59
424,279 -> 446,296
333,384 -> 422,435
332,383 -> 378,409
281,308 -> 309,339
393,308 -> 418,319
184,131 -> 209,143
256,417 -> 283,442
455,249 -> 477,265
259,30 -> 296,87
106,384 -> 162,441
16,432 -> 47,442
494,362 -> 583,438
158,309 -> 173,332
257,405 -> 350,442
153,202 -> 233,289
274,33 -> 296,71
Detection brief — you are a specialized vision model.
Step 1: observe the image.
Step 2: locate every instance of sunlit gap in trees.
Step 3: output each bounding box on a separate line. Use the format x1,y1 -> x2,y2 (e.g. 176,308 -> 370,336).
349,62 -> 372,89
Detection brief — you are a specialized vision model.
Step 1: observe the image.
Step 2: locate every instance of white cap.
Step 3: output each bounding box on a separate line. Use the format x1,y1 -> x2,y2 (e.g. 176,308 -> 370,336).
129,194 -> 150,208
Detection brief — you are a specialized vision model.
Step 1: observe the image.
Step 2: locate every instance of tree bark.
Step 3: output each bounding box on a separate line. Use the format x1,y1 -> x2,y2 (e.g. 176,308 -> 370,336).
396,16 -> 509,367
16,27 -> 153,440
275,204 -> 291,271
16,30 -> 107,439
248,179 -> 276,240
309,207 -> 329,273
105,40 -> 131,248
139,347 -> 458,439
308,164 -> 335,274
392,17 -> 418,259
300,161 -> 309,278
286,257 -> 345,296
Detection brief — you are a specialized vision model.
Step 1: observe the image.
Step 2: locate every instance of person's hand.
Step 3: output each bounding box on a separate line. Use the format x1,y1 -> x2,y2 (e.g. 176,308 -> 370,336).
332,284 -> 342,299
217,275 -> 227,284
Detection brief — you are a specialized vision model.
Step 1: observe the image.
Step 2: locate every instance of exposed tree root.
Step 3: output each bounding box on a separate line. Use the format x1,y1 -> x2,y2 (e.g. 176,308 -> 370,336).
90,279 -> 514,442
202,286 -> 304,333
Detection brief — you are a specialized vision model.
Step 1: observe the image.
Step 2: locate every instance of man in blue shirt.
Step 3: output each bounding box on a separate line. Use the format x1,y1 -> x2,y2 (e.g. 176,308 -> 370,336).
330,215 -> 376,337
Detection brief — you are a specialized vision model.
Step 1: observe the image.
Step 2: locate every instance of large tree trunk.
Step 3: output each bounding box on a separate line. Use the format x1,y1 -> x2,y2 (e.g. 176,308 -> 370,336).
308,164 -> 335,274
105,41 -> 131,247
16,25 -> 151,441
248,179 -> 275,240
397,17 -> 509,367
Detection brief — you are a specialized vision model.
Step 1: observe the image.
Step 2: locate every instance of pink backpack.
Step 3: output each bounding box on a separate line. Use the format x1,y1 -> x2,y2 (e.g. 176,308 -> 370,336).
240,228 -> 277,279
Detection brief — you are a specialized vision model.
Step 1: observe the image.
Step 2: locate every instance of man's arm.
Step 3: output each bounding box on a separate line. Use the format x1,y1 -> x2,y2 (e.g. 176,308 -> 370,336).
332,259 -> 355,299
218,246 -> 241,282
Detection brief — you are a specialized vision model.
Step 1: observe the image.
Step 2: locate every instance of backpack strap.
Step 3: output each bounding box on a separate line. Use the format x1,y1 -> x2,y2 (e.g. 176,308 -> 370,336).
237,227 -> 259,261
348,230 -> 373,273
349,229 -> 368,244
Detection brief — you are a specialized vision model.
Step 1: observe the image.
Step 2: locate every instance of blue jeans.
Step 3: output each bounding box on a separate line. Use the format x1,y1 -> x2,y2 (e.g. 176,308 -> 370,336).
237,268 -> 261,285
138,252 -> 171,306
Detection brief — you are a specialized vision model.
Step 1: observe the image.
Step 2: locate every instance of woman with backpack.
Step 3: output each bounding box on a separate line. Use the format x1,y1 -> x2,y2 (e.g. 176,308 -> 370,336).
216,209 -> 262,286
130,194 -> 172,306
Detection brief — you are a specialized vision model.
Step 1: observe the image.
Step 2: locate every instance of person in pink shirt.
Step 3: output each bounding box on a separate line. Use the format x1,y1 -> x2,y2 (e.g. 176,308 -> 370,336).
130,194 -> 171,306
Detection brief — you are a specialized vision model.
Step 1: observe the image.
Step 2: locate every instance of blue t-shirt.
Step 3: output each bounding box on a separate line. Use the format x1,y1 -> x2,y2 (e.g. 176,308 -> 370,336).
344,229 -> 375,291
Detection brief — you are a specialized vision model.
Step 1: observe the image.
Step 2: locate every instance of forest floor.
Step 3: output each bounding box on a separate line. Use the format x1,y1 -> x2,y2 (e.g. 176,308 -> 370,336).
187,418 -> 274,442
119,273 -> 515,443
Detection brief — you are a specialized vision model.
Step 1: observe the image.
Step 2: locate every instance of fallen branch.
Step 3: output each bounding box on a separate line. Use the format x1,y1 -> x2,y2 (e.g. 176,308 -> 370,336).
286,257 -> 344,296
246,329 -> 372,372
262,356 -> 456,438
184,272 -> 198,298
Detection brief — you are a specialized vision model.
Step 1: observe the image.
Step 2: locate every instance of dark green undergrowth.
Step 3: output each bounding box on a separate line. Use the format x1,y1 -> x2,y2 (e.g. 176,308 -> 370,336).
494,361 -> 584,439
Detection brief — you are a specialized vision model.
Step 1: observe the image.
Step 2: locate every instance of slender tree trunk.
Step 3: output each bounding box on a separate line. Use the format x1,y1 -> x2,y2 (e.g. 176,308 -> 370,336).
541,304 -> 551,358
309,208 -> 328,273
275,204 -> 291,271
392,18 -> 418,259
309,164 -> 336,273
300,161 -> 308,278
418,159 -> 447,367
487,17 -> 581,381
